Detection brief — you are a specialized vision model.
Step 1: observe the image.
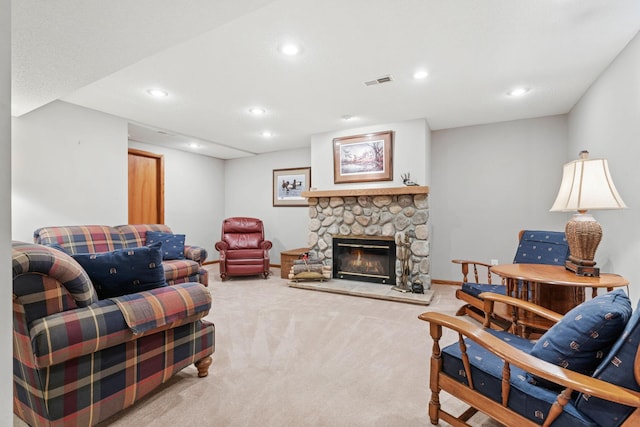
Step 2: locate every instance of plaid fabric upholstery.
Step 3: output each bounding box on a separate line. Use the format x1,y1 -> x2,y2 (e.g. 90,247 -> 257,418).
30,299 -> 132,368
34,224 -> 208,286
15,320 -> 215,427
34,225 -> 126,254
110,282 -> 211,334
13,241 -> 215,426
114,223 -> 173,248
163,259 -> 201,281
13,242 -> 98,323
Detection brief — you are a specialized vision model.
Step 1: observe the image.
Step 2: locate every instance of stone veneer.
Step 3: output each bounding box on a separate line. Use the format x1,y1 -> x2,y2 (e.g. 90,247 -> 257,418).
305,190 -> 430,289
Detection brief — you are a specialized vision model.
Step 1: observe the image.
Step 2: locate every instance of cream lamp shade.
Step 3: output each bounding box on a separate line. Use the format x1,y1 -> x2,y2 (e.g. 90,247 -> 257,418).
550,151 -> 627,276
550,154 -> 627,212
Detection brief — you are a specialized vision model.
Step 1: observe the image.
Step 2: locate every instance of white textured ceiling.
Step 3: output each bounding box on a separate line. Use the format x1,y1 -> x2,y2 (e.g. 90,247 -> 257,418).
12,0 -> 640,159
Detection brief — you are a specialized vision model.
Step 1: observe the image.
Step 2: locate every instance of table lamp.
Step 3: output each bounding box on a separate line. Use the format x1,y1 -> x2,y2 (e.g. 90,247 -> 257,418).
550,150 -> 627,277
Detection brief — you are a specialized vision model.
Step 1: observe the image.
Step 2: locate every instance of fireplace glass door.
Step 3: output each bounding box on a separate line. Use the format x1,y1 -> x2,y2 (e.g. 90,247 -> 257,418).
332,236 -> 396,285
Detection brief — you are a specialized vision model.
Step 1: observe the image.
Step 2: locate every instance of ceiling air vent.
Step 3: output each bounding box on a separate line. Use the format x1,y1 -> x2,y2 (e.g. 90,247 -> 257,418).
364,74 -> 394,86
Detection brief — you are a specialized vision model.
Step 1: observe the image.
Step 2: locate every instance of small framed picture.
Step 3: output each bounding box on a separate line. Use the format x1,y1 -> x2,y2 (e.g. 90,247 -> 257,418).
273,167 -> 311,206
333,131 -> 393,184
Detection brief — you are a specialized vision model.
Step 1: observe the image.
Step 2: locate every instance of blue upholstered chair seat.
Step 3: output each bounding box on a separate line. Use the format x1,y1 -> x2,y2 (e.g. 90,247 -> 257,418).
461,282 -> 506,299
442,329 -> 598,426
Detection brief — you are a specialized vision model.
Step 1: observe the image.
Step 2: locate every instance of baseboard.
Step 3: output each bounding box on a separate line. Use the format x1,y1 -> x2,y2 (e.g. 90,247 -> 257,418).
432,279 -> 461,286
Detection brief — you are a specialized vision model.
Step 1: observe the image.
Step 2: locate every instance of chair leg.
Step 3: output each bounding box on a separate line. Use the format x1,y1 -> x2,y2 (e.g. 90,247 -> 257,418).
220,273 -> 227,281
195,356 -> 213,378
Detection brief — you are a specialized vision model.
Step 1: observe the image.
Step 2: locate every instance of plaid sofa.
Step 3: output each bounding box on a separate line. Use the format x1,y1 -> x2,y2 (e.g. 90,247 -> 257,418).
12,241 -> 215,426
34,224 -> 208,286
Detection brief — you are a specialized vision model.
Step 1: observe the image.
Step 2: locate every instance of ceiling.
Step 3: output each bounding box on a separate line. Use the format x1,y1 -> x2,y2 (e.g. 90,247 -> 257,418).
12,0 -> 640,159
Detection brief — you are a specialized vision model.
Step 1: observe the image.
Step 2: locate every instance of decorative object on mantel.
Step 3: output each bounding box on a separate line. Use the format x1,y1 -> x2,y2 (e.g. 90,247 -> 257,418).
401,172 -> 418,186
288,252 -> 331,282
550,150 -> 627,277
393,233 -> 412,293
273,167 -> 311,206
332,130 -> 393,184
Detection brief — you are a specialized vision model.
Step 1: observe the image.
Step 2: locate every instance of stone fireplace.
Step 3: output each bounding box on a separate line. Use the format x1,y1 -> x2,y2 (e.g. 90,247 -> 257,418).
301,186 -> 430,289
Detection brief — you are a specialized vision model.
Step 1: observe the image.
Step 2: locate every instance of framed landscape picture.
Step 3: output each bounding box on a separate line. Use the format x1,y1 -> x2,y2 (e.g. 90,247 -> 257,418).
273,167 -> 311,206
333,131 -> 393,184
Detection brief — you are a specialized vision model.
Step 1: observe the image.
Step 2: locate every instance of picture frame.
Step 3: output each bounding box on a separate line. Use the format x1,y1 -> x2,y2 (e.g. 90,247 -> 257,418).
273,167 -> 311,206
332,131 -> 393,184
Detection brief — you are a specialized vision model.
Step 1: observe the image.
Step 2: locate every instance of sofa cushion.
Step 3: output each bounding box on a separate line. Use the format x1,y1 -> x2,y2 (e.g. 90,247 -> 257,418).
145,231 -> 185,260
528,289 -> 631,388
34,225 -> 126,254
72,242 -> 167,299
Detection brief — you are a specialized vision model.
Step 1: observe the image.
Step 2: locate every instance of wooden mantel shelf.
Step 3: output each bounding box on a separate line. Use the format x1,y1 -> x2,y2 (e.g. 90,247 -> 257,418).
301,186 -> 429,198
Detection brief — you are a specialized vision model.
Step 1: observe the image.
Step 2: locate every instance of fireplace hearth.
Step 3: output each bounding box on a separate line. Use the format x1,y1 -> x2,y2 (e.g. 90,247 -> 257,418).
333,236 -> 396,285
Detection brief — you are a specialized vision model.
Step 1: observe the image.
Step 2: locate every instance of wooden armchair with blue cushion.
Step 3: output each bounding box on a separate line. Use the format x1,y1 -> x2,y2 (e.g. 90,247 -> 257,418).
419,289 -> 640,426
454,230 -> 569,328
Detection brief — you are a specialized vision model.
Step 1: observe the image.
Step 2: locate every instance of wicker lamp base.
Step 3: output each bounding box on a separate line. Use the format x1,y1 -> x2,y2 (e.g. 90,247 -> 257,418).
564,212 -> 601,277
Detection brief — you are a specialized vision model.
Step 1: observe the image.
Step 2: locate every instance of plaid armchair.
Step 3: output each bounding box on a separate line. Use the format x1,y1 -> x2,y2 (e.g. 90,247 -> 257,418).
12,241 -> 215,426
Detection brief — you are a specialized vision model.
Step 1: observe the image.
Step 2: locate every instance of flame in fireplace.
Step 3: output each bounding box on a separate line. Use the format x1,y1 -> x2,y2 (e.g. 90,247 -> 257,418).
345,249 -> 385,274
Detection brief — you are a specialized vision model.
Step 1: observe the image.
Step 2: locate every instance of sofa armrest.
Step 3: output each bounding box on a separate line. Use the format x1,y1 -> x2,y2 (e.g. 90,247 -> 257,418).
185,244 -> 208,265
29,299 -> 133,368
261,240 -> 273,251
110,282 -> 211,334
418,311 -> 640,408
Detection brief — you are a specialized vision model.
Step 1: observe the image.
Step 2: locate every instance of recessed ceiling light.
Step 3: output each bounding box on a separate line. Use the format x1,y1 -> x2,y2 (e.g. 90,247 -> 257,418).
249,107 -> 266,115
261,131 -> 273,138
413,70 -> 429,79
507,87 -> 530,97
188,142 -> 200,148
279,43 -> 301,56
147,88 -> 169,98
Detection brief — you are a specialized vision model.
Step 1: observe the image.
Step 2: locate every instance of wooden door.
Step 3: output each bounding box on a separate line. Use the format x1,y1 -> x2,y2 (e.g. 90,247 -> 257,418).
128,148 -> 164,224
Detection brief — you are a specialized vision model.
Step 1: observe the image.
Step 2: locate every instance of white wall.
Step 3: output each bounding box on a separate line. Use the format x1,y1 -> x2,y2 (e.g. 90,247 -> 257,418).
224,147 -> 310,263
310,118 -> 431,190
430,116 -> 569,281
12,101 -> 128,241
129,141 -> 225,258
1,0 -> 14,419
568,31 -> 640,299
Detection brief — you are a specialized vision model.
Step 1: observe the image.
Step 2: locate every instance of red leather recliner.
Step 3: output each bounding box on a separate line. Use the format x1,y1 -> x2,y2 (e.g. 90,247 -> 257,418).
214,217 -> 272,281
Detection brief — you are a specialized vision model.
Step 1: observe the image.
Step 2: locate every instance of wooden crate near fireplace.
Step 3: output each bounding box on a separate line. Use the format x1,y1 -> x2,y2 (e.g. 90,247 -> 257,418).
280,247 -> 310,279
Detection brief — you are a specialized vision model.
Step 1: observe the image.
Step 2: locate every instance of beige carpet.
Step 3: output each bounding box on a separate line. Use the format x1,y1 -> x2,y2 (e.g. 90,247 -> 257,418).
15,267 -> 501,427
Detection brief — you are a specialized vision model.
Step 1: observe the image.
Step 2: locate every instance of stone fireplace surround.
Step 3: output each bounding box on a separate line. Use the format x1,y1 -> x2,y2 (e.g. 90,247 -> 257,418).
301,186 -> 430,290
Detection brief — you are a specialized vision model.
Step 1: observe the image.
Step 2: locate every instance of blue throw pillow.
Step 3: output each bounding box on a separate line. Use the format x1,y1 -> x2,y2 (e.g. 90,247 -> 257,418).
528,289 -> 632,389
72,242 -> 167,299
145,231 -> 186,260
